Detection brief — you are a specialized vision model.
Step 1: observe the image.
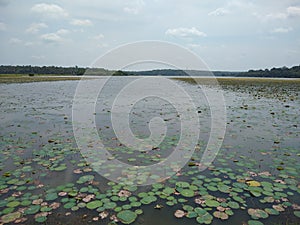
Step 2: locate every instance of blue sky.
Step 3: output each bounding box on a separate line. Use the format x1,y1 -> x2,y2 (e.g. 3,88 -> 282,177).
0,0 -> 299,71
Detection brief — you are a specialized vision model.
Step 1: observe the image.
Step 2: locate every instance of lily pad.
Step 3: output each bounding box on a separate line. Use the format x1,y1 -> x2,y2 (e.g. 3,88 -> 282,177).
248,220 -> 264,225
174,209 -> 186,218
213,211 -> 229,220
0,212 -> 21,223
77,175 -> 94,184
25,205 -> 41,215
45,193 -> 58,201
246,181 -> 261,187
294,211 -> 300,218
179,189 -> 194,198
7,201 -> 20,208
86,200 -> 103,209
196,209 -> 213,224
140,195 -> 157,205
117,210 -> 137,224
205,200 -> 220,207
248,208 -> 269,219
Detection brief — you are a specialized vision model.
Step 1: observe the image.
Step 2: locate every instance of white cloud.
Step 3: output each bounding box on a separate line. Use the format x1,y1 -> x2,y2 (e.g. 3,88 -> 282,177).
40,29 -> 69,43
259,6 -> 300,21
56,29 -> 69,35
287,6 -> 300,17
71,19 -> 93,26
271,27 -> 293,33
40,33 -> 62,43
31,3 -> 68,18
123,0 -> 145,15
93,34 -> 104,40
26,23 -> 48,34
166,27 -> 207,38
25,42 -> 34,46
9,38 -> 22,45
209,8 -> 230,16
265,12 -> 287,20
0,22 -> 6,31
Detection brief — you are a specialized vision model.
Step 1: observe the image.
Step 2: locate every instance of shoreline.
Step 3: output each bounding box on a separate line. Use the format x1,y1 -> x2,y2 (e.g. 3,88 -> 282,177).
1,74 -> 300,84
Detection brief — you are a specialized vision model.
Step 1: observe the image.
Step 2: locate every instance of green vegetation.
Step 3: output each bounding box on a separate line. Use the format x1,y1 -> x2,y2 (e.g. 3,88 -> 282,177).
1,64 -> 299,78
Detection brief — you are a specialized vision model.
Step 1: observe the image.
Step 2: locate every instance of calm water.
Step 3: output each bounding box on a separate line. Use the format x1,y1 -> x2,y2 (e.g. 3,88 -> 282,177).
0,77 -> 299,225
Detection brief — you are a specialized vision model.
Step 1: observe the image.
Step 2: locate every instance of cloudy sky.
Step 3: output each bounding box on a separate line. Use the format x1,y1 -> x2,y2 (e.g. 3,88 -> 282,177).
0,0 -> 299,71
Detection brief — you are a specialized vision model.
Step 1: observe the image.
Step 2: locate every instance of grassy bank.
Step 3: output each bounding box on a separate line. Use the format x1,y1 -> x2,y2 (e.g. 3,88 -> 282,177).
0,74 -> 83,83
174,77 -> 300,85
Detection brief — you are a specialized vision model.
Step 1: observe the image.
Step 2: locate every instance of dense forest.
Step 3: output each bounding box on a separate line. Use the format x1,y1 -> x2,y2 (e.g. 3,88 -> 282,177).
0,65 -> 86,75
0,65 -> 299,78
129,65 -> 300,78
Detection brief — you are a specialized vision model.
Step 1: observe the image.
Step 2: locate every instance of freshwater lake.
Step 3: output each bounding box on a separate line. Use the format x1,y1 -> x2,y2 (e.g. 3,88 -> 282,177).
0,77 -> 299,225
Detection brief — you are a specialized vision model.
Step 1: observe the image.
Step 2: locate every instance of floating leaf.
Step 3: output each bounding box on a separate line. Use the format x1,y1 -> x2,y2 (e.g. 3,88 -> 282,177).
117,210 -> 137,224
205,200 -> 220,207
213,211 -> 229,220
6,201 -> 20,208
45,193 -> 58,201
77,175 -> 94,184
25,205 -> 41,215
248,220 -> 264,225
196,209 -> 213,224
248,208 -> 269,219
86,200 -> 103,210
293,211 -> 300,218
140,195 -> 157,205
179,189 -> 194,198
246,181 -> 261,187
0,212 -> 21,223
174,210 -> 186,218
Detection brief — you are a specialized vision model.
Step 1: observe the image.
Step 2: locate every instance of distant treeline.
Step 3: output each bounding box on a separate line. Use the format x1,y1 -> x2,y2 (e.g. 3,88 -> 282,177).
0,65 -> 299,78
0,65 -> 86,75
240,65 -> 300,78
128,65 -> 300,78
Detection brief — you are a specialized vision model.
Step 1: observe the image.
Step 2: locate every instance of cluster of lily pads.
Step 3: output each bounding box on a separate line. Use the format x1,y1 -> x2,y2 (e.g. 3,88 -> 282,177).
0,131 -> 299,224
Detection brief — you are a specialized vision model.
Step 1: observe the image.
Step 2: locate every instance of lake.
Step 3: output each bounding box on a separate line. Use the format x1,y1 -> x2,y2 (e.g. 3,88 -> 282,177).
0,77 -> 299,225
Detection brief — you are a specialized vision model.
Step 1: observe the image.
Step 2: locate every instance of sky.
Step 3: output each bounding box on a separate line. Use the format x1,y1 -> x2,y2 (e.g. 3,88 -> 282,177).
0,0 -> 299,71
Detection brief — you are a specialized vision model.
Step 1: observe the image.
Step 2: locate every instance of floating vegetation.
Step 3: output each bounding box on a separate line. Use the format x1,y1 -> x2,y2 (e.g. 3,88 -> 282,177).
0,78 -> 299,224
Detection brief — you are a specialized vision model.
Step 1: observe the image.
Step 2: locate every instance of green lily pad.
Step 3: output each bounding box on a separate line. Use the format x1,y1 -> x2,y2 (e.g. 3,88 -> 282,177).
64,202 -> 76,209
2,207 -> 14,215
140,195 -> 157,205
196,209 -> 213,224
248,220 -> 264,225
186,211 -> 198,218
205,200 -> 219,207
117,210 -> 137,224
176,181 -> 190,188
7,201 -> 20,208
35,216 -> 47,223
86,200 -> 103,209
104,202 -> 117,209
162,187 -> 174,195
294,211 -> 300,218
135,209 -> 143,215
227,201 -> 239,209
52,165 -> 67,171
45,193 -> 58,201
25,205 -> 41,215
77,175 -> 94,184
264,208 -> 279,215
179,189 -> 194,198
